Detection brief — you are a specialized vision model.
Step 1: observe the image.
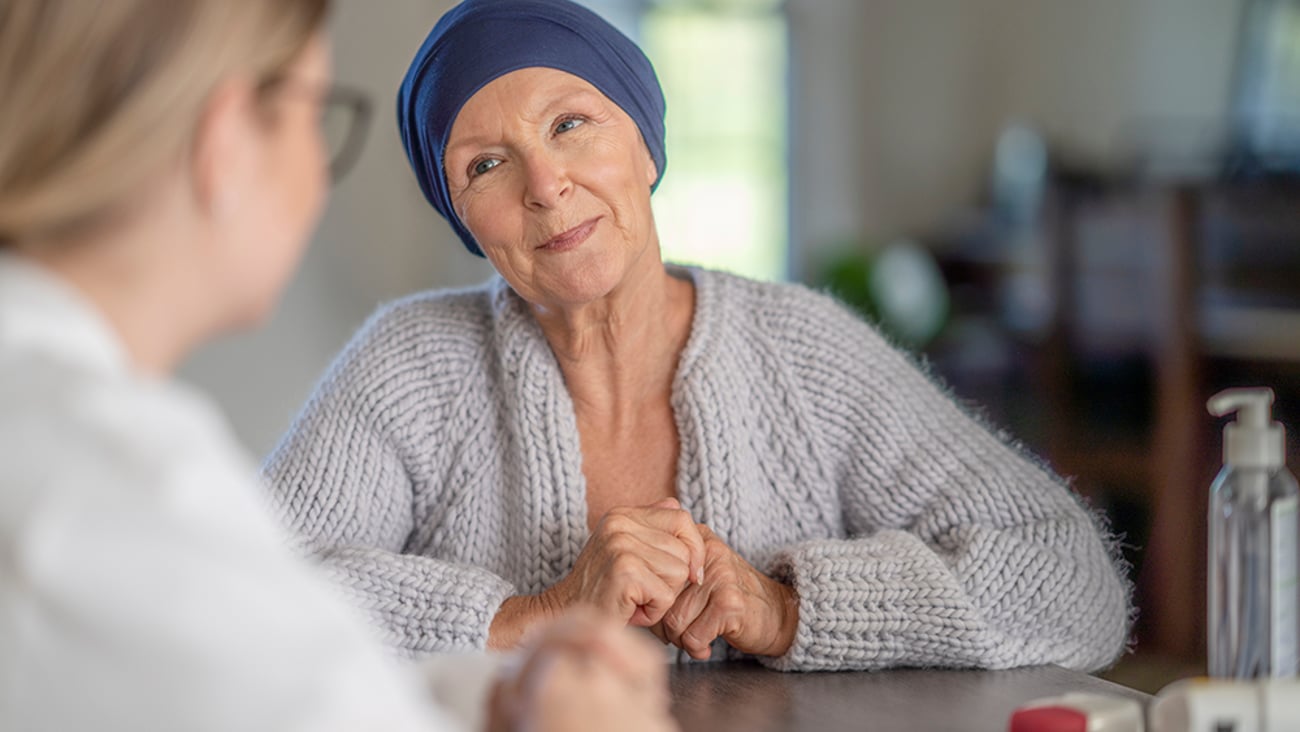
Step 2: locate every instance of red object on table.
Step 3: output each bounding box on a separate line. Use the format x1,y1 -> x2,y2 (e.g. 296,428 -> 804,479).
1008,705 -> 1088,732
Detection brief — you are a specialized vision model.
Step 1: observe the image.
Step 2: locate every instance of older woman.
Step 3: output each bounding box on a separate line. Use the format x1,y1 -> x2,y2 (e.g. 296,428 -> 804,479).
266,0 -> 1128,672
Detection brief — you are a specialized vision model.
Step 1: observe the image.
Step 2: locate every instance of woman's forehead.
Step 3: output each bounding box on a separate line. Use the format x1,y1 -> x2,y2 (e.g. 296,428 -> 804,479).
449,68 -> 611,138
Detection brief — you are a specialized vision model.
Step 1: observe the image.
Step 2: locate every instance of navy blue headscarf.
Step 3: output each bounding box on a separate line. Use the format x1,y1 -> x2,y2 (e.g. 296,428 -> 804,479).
397,0 -> 668,257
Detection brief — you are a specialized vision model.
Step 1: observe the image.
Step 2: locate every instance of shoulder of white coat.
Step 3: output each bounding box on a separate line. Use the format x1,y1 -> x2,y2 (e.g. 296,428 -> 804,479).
0,356 -> 258,520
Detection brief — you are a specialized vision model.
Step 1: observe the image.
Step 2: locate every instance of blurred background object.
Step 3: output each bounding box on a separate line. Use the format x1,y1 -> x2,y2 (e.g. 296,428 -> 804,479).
819,239 -> 951,349
180,0 -> 1300,692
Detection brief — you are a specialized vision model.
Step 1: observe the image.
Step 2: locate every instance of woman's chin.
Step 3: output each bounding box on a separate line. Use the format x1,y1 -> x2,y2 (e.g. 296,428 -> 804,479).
534,248 -> 629,306
216,278 -> 290,333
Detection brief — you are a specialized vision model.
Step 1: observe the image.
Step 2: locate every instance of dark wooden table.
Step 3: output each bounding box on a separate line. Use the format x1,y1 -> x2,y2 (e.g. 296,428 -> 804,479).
669,662 -> 1150,731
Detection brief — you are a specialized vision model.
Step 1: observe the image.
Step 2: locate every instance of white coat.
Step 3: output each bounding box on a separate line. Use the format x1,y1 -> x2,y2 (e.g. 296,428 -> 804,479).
0,254 -> 488,732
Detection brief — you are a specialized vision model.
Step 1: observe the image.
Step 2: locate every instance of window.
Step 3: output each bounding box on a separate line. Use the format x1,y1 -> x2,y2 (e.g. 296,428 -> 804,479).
1237,0 -> 1300,163
583,0 -> 790,281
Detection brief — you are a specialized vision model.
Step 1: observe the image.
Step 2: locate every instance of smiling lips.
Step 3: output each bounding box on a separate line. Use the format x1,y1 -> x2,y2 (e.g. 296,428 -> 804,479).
538,217 -> 600,252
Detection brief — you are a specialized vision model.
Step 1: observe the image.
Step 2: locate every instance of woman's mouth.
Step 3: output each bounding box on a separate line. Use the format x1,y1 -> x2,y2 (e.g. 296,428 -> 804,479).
538,217 -> 600,252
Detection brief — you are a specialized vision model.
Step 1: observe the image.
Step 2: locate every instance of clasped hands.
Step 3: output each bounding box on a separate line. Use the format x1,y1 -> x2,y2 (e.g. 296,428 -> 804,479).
493,498 -> 799,660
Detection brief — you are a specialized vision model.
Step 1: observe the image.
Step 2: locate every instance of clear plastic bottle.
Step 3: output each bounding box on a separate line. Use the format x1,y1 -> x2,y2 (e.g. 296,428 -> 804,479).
1207,388 -> 1300,679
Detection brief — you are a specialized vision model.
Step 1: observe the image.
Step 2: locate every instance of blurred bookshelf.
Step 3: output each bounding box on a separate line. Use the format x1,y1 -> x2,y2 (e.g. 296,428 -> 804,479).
927,170 -> 1300,690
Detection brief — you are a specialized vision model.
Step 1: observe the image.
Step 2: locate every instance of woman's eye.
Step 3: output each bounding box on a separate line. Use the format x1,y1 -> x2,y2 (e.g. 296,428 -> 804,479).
555,117 -> 585,134
471,158 -> 500,177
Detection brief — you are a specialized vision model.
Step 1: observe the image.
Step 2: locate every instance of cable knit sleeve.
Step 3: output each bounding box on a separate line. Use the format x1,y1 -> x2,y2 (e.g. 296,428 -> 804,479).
262,297 -> 515,656
760,287 -> 1130,673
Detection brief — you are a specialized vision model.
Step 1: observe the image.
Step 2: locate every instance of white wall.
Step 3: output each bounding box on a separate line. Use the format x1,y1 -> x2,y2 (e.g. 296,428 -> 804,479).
788,0 -> 1246,275
179,0 -> 493,456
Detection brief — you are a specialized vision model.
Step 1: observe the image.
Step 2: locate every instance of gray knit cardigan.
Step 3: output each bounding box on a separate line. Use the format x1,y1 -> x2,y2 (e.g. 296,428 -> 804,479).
264,267 -> 1129,672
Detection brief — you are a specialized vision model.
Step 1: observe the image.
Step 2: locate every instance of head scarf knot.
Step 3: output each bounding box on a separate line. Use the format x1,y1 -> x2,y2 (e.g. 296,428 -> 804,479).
397,0 -> 668,257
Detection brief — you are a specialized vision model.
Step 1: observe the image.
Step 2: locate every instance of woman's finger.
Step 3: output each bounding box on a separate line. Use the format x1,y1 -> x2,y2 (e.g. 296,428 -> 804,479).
523,632 -> 676,732
516,609 -> 640,683
678,595 -> 742,661
599,503 -> 707,587
628,504 -> 707,585
600,533 -> 693,595
659,581 -> 711,648
575,614 -> 665,683
614,529 -> 699,584
646,622 -> 669,645
620,569 -> 681,628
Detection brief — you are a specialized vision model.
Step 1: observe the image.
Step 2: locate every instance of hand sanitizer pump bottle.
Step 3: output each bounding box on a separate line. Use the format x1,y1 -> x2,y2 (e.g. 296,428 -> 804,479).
1207,387 -> 1300,679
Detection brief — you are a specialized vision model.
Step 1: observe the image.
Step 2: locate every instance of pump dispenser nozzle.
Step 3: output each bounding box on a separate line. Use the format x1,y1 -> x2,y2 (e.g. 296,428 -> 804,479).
1208,387 -> 1285,469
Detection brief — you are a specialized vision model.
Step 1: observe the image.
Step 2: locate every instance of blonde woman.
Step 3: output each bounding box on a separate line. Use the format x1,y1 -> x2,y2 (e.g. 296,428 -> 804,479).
0,2 -> 674,732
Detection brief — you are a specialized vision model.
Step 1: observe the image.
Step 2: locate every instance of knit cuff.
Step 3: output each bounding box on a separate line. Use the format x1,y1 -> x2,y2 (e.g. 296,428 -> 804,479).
758,531 -> 993,672
324,550 -> 518,656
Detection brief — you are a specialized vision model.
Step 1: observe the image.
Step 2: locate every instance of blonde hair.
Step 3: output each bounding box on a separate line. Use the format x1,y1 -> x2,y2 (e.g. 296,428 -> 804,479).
0,0 -> 328,248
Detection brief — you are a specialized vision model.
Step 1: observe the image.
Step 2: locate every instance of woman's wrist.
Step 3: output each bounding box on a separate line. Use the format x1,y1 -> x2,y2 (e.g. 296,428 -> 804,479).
487,595 -> 542,650
759,578 -> 800,658
487,590 -> 568,650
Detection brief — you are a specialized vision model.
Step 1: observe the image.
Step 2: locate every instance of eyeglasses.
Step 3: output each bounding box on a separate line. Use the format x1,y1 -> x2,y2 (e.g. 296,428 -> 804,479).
259,76 -> 373,183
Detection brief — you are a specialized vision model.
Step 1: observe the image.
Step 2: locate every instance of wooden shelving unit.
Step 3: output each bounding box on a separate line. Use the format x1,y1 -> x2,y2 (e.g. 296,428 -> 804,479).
1040,177 -> 1300,664
931,174 -> 1300,668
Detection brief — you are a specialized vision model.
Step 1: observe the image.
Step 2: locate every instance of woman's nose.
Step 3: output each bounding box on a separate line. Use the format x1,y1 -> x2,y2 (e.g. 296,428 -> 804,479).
521,149 -> 572,209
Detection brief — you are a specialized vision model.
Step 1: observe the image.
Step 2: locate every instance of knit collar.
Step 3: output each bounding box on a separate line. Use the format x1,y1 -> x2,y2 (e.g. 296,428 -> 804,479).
484,263 -> 719,372
0,252 -> 129,378
482,264 -> 724,587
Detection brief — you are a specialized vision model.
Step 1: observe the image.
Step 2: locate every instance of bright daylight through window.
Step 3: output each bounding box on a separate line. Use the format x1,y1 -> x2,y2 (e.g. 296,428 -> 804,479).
584,0 -> 790,281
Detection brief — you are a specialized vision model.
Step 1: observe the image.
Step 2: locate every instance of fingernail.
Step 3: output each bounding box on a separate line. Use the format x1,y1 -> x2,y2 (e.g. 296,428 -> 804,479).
696,567 -> 704,585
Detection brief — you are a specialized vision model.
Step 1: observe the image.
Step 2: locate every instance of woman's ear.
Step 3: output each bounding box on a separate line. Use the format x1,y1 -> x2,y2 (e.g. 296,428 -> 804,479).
190,77 -> 259,222
644,146 -> 658,188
